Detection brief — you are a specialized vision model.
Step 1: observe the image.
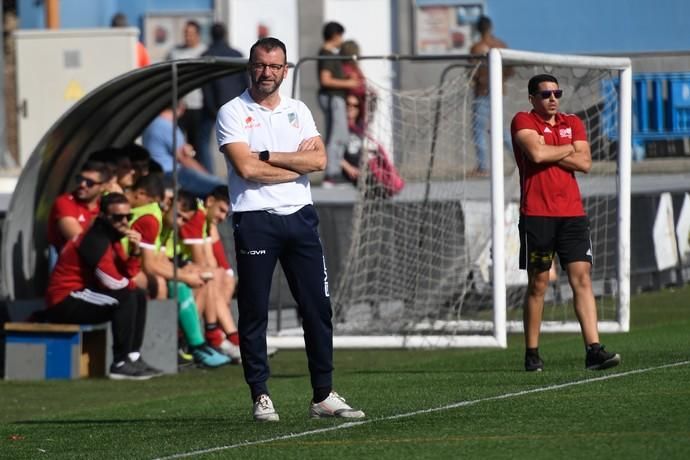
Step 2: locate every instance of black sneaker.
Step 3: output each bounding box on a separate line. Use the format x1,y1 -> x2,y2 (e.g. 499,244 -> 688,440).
585,344 -> 621,370
109,359 -> 158,380
525,353 -> 544,372
131,358 -> 164,377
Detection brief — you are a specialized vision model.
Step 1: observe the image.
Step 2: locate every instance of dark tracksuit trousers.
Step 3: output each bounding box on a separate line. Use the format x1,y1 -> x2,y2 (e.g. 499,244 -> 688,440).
43,288 -> 148,364
232,205 -> 333,401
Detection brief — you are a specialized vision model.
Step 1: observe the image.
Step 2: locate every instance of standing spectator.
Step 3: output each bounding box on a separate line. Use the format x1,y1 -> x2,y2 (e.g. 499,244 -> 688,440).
511,73 -> 621,372
470,15 -> 511,176
217,37 -> 365,421
43,193 -> 162,380
110,12 -> 150,68
340,40 -> 367,106
200,22 -> 248,175
47,160 -> 108,252
168,20 -> 207,158
142,105 -> 225,198
317,22 -> 360,186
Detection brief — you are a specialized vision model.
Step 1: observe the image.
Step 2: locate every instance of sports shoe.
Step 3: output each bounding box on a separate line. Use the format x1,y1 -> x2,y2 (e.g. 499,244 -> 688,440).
217,339 -> 242,363
585,344 -> 621,370
253,394 -> 280,422
131,358 -> 164,377
109,359 -> 158,380
525,352 -> 544,372
178,347 -> 194,367
191,344 -> 231,368
309,392 -> 365,419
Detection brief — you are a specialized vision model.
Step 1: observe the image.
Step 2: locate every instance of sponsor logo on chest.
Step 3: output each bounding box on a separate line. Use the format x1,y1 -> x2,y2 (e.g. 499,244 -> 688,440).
244,116 -> 261,129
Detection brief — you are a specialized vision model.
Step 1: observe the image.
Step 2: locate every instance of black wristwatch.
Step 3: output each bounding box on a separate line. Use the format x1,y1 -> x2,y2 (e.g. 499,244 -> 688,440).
259,150 -> 270,162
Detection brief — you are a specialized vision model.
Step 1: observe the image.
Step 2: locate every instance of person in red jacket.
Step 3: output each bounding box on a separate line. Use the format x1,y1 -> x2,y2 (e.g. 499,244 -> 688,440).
44,192 -> 162,380
511,74 -> 621,372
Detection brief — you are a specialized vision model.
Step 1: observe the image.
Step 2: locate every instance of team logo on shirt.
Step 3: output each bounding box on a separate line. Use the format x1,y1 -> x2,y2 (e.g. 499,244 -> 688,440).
287,112 -> 300,129
244,116 -> 261,129
559,127 -> 572,138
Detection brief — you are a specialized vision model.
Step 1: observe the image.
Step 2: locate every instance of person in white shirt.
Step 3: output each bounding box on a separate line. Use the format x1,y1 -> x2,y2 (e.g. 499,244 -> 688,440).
216,37 -> 365,422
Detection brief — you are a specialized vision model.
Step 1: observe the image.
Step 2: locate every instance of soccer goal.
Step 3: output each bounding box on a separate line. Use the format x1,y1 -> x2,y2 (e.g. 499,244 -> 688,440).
270,49 -> 631,349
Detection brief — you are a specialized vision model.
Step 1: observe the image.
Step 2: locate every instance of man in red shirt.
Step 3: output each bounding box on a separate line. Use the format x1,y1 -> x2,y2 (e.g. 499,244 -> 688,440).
43,193 -> 162,380
47,161 -> 109,251
511,73 -> 621,372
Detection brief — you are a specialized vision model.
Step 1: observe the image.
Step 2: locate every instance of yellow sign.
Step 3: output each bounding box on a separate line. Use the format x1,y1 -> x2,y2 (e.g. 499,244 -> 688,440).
64,80 -> 85,101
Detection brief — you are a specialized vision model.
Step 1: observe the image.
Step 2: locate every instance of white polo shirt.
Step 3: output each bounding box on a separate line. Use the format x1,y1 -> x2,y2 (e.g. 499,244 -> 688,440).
216,90 -> 320,214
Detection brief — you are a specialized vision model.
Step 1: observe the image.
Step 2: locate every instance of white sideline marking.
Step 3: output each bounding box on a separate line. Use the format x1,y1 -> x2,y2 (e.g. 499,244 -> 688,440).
154,360 -> 690,459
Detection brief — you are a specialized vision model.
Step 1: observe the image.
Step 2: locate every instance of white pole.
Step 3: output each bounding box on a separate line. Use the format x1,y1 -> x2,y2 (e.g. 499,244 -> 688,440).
489,49 -> 507,348
617,63 -> 633,332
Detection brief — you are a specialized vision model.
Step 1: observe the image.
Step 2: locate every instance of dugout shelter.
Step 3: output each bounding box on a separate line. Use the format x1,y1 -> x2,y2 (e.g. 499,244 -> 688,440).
0,58 -> 248,301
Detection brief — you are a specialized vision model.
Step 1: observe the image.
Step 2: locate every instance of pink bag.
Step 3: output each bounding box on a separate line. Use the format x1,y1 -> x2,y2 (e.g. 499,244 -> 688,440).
367,146 -> 404,198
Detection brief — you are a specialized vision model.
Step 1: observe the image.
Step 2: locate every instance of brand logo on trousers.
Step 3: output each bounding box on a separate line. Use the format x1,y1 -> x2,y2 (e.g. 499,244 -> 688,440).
322,255 -> 330,297
240,249 -> 266,255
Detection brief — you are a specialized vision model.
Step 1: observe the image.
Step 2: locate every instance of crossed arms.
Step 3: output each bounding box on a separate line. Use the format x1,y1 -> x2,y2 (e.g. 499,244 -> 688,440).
514,128 -> 592,173
220,136 -> 327,184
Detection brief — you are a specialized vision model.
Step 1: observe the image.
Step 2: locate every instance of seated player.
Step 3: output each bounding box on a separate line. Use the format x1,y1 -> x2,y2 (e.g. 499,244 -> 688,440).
47,160 -> 108,253
124,174 -> 231,368
43,193 -> 162,380
177,186 -> 241,362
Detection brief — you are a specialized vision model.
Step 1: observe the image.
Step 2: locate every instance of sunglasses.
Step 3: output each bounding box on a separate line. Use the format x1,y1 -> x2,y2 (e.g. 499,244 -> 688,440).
75,174 -> 102,187
108,213 -> 133,223
534,89 -> 563,99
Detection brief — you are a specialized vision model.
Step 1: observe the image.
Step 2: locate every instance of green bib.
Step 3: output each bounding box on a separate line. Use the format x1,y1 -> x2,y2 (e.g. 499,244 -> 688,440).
122,202 -> 163,255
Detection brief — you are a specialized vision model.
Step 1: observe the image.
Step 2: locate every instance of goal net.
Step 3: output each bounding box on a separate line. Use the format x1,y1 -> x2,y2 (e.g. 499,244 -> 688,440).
271,49 -> 631,348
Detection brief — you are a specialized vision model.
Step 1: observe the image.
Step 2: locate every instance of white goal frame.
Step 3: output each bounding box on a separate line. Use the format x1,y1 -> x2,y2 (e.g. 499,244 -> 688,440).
267,49 -> 632,350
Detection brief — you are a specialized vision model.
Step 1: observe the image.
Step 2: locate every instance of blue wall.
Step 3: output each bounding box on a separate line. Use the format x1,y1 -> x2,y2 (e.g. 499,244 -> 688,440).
487,0 -> 690,53
18,0 -> 690,54
18,0 -> 212,32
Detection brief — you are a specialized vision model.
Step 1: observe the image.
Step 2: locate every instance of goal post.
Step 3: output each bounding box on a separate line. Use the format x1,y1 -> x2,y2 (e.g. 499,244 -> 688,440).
491,48 -> 632,335
268,49 -> 632,349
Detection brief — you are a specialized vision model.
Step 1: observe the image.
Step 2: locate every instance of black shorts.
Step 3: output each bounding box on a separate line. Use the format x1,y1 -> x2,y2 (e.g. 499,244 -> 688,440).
519,215 -> 593,272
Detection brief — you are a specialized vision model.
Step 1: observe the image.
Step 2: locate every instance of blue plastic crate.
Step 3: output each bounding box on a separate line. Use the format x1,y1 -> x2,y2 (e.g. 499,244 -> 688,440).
602,72 -> 690,142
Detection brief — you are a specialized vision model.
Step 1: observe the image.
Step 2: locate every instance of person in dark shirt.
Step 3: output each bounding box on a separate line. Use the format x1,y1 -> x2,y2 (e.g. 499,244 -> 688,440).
199,22 -> 249,174
317,22 -> 360,186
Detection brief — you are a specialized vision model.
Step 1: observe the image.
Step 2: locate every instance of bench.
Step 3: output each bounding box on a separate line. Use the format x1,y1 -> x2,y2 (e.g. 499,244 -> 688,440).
2,299 -> 178,380
4,322 -> 109,380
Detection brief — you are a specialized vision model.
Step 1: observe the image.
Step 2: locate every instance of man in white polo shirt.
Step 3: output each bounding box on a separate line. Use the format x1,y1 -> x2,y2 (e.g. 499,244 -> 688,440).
216,37 -> 365,422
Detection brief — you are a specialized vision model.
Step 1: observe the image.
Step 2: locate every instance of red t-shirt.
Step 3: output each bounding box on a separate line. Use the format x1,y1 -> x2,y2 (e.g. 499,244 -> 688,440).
179,210 -> 208,245
47,193 -> 100,249
46,232 -> 136,307
511,110 -> 587,217
131,214 -> 161,251
127,214 -> 161,274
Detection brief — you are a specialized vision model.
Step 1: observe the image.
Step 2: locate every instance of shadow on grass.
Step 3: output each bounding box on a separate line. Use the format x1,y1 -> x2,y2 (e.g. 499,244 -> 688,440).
12,417 -> 226,426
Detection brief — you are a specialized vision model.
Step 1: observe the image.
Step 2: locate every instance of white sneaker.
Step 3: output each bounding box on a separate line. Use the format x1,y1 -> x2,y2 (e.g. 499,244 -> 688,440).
253,394 -> 280,422
309,392 -> 365,419
218,339 -> 242,362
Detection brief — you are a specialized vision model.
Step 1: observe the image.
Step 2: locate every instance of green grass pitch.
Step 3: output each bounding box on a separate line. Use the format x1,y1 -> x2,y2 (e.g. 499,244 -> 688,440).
2,285 -> 690,459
